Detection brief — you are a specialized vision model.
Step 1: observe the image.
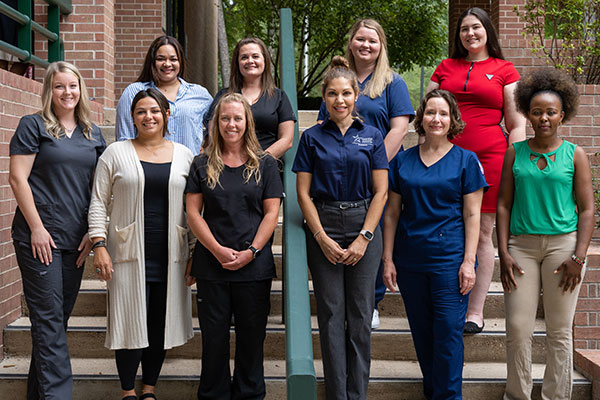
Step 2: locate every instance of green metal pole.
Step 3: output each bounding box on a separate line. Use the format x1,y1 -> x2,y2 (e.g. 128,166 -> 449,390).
17,0 -> 32,62
48,5 -> 60,62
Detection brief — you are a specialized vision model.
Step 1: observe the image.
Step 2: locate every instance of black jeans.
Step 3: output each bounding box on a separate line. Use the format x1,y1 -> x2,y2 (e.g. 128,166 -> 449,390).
14,240 -> 84,400
196,279 -> 272,400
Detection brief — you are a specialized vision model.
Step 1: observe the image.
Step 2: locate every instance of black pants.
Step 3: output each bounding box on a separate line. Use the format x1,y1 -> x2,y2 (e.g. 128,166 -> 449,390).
115,281 -> 168,390
13,240 -> 84,400
196,279 -> 272,400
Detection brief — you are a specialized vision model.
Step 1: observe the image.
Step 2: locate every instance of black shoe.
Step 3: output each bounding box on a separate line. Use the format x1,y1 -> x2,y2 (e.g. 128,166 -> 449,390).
139,394 -> 157,400
463,321 -> 484,334
121,396 -> 137,400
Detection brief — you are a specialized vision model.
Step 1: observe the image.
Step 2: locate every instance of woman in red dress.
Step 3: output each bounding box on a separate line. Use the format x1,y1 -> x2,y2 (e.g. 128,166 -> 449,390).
427,7 -> 527,333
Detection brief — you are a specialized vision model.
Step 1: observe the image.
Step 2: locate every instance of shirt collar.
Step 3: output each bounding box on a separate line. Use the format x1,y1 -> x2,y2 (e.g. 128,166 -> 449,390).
321,116 -> 365,134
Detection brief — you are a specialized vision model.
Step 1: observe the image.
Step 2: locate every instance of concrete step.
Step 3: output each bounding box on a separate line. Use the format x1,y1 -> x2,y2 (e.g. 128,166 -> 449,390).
67,278 -> 542,321
0,356 -> 590,399
4,315 -> 548,363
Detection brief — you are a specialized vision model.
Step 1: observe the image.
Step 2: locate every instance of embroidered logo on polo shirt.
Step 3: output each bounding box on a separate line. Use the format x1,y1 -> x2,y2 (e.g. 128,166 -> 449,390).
485,74 -> 494,80
352,135 -> 373,147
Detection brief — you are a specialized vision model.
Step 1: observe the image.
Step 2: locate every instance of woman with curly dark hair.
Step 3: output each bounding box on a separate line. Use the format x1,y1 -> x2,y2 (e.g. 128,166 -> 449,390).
497,68 -> 594,399
382,89 -> 488,399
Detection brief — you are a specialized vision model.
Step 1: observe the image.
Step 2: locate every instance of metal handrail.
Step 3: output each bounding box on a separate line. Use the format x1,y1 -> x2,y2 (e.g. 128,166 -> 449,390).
0,0 -> 70,68
279,7 -> 318,400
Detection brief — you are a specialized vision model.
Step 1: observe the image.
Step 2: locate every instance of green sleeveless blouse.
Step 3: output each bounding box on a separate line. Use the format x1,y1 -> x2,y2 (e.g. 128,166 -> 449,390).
510,140 -> 578,235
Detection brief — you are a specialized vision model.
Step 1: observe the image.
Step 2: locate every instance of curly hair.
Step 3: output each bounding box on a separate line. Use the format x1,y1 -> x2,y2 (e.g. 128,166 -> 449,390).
514,68 -> 580,122
414,89 -> 465,140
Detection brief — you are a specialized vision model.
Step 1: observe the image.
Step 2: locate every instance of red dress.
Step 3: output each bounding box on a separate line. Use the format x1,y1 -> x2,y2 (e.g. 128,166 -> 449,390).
431,57 -> 520,213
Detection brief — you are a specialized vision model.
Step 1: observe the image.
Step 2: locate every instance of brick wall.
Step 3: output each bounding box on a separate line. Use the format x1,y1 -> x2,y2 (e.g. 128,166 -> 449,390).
114,0 -> 164,99
0,69 -> 103,352
34,0 -> 116,108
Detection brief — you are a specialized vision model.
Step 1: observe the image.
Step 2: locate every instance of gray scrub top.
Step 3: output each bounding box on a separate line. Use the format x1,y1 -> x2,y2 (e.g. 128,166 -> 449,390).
10,113 -> 106,249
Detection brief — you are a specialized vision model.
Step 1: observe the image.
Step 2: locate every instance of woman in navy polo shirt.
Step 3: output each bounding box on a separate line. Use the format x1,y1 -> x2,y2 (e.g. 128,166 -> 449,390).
382,90 -> 487,399
318,19 -> 414,328
293,56 -> 388,400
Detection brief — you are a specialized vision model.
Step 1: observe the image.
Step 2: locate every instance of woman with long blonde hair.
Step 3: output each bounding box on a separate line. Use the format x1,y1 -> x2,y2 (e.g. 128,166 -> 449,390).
186,93 -> 283,399
9,61 -> 106,399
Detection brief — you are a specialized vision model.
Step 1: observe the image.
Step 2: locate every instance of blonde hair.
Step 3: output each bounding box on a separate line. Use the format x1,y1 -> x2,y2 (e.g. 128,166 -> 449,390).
205,93 -> 263,189
345,19 -> 394,99
39,61 -> 94,139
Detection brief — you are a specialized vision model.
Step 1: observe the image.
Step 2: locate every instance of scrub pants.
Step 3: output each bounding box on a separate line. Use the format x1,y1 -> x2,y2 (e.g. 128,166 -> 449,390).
398,266 -> 468,400
307,200 -> 381,400
13,240 -> 84,400
196,279 -> 272,400
504,232 -> 583,400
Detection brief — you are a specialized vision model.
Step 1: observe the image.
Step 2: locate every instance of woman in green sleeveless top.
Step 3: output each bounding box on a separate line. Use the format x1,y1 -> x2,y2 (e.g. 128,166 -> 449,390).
496,68 -> 594,400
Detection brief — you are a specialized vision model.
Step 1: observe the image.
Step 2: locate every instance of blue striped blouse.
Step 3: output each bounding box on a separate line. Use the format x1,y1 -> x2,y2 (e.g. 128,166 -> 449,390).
115,79 -> 213,155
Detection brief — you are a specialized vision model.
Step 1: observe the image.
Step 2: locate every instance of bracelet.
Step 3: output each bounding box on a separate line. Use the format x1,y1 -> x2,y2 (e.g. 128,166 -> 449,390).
571,254 -> 585,267
313,230 -> 323,239
91,240 -> 106,251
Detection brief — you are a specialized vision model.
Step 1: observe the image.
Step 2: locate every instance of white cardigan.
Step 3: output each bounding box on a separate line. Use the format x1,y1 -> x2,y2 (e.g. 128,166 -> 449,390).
88,140 -> 194,350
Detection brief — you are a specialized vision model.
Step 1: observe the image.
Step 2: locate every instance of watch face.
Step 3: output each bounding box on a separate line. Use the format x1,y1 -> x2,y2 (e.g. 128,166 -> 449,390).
362,230 -> 373,240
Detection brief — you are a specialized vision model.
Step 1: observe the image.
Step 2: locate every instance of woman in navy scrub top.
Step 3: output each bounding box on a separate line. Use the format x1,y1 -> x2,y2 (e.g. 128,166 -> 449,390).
318,19 -> 414,328
294,56 -> 388,400
9,61 -> 106,399
204,37 -> 296,159
382,90 -> 487,400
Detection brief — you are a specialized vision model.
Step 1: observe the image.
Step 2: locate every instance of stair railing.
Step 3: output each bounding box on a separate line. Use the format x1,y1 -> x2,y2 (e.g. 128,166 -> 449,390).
0,0 -> 72,68
279,7 -> 317,400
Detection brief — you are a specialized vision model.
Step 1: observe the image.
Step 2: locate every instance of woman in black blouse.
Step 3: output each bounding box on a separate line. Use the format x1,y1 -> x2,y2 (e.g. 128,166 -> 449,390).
186,92 -> 283,399
204,37 -> 296,158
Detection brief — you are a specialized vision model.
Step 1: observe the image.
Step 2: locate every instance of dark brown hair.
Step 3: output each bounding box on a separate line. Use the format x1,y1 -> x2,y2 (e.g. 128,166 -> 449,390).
514,68 -> 580,122
137,35 -> 186,84
414,89 -> 465,140
131,88 -> 170,137
229,37 -> 275,97
451,7 -> 504,60
321,56 -> 359,97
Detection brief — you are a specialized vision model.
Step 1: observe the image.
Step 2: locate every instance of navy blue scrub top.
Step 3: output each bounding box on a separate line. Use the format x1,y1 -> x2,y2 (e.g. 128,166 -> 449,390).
292,118 -> 388,201
318,73 -> 415,142
389,145 -> 488,270
10,114 -> 106,249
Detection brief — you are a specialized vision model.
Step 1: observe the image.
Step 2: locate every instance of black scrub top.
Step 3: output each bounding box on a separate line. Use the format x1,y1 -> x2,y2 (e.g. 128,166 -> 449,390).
10,114 -> 106,249
185,154 -> 283,282
204,87 -> 296,150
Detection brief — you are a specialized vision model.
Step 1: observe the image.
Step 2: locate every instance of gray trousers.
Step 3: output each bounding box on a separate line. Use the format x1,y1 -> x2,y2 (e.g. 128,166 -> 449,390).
307,201 -> 381,400
14,240 -> 83,400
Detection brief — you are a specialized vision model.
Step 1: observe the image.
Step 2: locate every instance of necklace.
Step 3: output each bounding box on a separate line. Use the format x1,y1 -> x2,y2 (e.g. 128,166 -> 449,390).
136,140 -> 168,156
62,123 -> 76,137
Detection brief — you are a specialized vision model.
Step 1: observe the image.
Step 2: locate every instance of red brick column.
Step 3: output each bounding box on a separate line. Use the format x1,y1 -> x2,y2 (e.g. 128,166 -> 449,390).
114,0 -> 164,99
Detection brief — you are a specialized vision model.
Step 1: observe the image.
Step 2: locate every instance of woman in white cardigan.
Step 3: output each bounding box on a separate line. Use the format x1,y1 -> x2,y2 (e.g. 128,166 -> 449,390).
89,88 -> 194,400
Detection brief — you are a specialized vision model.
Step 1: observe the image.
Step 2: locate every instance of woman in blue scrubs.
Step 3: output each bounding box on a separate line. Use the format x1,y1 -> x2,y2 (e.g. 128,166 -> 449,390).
382,89 -> 487,399
294,56 -> 388,399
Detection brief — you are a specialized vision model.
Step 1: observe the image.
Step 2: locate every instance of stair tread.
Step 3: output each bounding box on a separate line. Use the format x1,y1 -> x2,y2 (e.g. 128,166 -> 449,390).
7,315 -> 547,335
0,356 -> 589,382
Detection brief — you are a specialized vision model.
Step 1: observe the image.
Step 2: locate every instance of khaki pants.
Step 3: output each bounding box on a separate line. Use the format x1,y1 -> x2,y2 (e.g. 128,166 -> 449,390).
503,232 -> 584,400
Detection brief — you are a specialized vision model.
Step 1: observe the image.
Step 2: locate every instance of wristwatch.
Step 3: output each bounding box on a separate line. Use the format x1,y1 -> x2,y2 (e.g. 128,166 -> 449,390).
360,230 -> 374,241
91,240 -> 107,251
248,245 -> 261,259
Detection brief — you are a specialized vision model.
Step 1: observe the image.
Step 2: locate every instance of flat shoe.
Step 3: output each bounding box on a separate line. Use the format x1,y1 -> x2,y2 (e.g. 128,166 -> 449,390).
121,397 -> 137,400
139,394 -> 157,400
463,321 -> 484,334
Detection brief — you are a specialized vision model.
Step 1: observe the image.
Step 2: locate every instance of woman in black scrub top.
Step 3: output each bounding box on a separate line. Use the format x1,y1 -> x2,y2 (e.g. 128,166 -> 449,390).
9,61 -> 106,400
204,37 -> 296,159
186,93 -> 283,399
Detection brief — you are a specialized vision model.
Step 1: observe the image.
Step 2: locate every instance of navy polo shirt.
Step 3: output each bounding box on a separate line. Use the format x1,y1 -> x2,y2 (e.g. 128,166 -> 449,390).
292,118 -> 388,201
318,73 -> 415,140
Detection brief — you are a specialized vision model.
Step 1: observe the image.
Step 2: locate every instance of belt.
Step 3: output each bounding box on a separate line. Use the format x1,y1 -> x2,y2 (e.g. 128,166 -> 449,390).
314,198 -> 371,210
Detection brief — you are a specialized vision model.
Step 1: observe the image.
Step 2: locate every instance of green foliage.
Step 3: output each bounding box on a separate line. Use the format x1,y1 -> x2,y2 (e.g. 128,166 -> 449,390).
515,0 -> 600,84
222,0 -> 448,97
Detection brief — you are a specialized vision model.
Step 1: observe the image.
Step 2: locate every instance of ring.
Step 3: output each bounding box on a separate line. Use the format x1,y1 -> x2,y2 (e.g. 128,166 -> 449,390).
96,268 -> 101,273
